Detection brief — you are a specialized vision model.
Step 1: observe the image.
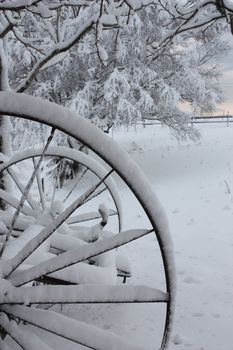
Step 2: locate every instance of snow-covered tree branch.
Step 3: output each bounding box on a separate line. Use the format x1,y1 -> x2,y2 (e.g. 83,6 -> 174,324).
150,0 -> 233,54
0,0 -> 229,187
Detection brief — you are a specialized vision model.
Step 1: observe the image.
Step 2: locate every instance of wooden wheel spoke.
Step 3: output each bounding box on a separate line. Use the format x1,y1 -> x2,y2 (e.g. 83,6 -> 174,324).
0,285 -> 168,305
62,167 -> 88,203
2,305 -> 147,350
6,168 -> 40,211
83,185 -> 107,205
0,312 -> 52,350
9,228 -> 153,286
32,158 -> 46,211
3,169 -> 115,279
0,189 -> 34,217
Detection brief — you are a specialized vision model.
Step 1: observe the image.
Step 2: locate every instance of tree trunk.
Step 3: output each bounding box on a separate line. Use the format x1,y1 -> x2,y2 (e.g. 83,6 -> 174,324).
0,38 -> 12,210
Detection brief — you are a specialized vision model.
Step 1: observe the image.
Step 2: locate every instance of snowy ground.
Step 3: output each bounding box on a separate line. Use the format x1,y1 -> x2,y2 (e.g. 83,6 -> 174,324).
5,122 -> 233,350
112,123 -> 233,350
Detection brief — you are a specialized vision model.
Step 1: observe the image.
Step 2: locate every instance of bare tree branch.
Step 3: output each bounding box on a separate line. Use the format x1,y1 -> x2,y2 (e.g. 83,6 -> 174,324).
0,0 -> 41,11
0,23 -> 13,39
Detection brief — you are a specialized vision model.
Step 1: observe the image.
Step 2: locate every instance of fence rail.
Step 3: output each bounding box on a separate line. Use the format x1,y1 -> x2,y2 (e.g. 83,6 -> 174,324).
137,115 -> 233,127
191,115 -> 233,126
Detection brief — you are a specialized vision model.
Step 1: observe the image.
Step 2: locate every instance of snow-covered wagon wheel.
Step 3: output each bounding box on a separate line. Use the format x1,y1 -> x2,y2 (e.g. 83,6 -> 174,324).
0,92 -> 175,350
0,146 -> 122,234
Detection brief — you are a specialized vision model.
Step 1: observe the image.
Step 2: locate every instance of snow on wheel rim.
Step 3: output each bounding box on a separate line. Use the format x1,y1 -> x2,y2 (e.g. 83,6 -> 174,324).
0,91 -> 175,349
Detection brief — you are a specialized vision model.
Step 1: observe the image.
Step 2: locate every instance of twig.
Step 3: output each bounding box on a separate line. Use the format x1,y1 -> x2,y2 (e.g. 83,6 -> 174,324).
224,180 -> 231,194
63,167 -> 88,203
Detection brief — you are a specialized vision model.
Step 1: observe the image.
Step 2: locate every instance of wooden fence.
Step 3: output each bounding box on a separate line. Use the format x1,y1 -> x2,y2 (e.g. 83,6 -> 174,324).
191,115 -> 233,126
137,115 -> 233,127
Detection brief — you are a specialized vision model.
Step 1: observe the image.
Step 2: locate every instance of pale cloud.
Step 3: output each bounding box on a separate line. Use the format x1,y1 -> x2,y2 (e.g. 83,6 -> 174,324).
217,36 -> 233,114
216,101 -> 233,115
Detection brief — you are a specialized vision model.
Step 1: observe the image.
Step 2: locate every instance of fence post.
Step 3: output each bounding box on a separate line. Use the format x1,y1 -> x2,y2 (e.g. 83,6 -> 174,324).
191,117 -> 194,127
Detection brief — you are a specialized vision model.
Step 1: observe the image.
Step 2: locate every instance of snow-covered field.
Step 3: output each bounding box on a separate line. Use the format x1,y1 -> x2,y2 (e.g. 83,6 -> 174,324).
4,122 -> 233,350
112,123 -> 233,350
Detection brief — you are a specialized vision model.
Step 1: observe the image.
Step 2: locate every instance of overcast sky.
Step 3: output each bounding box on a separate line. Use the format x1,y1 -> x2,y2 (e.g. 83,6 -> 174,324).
216,36 -> 233,115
